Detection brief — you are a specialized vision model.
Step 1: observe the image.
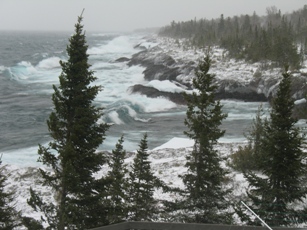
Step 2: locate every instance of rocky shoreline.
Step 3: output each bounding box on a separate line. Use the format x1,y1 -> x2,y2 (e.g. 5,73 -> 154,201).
116,35 -> 307,113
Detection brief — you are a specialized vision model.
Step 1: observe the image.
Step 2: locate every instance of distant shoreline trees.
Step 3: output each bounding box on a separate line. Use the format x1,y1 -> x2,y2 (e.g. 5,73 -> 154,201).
159,5 -> 307,69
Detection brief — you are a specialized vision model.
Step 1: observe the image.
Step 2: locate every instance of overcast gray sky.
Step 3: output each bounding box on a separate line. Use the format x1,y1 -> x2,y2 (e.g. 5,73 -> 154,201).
0,0 -> 306,32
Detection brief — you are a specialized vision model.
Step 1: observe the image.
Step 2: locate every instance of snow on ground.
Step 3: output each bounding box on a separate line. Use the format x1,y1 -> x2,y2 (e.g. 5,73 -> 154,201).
153,137 -> 194,150
3,137 -> 248,226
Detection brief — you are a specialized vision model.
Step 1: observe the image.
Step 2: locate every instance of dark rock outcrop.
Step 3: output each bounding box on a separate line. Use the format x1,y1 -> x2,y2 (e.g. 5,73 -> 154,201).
215,79 -> 267,102
143,65 -> 180,81
114,57 -> 130,62
128,84 -> 186,105
129,82 -> 267,103
289,75 -> 307,99
293,100 -> 307,119
128,49 -> 193,87
127,48 -> 176,68
134,43 -> 148,50
127,49 -> 157,67
215,89 -> 267,102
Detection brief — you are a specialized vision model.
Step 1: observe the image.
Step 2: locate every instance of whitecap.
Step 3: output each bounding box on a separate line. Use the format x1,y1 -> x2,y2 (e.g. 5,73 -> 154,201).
0,65 -> 6,73
134,117 -> 151,122
108,111 -> 123,125
36,57 -> 62,69
9,61 -> 37,80
88,36 -> 135,55
127,95 -> 178,113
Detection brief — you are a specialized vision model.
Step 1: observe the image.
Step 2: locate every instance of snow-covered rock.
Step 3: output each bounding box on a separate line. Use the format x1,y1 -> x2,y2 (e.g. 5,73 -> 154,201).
128,35 -> 307,103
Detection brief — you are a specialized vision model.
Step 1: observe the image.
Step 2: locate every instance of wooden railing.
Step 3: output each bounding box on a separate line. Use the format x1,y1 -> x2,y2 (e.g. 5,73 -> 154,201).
89,221 -> 305,230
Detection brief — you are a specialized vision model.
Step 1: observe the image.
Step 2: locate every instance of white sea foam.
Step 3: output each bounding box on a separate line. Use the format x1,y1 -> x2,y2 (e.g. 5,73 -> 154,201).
108,111 -> 123,125
127,95 -> 178,113
147,80 -> 186,93
36,56 -> 62,69
88,35 -> 135,55
9,60 -> 61,84
0,65 -> 6,73
18,61 -> 33,68
1,145 -> 43,167
95,65 -> 146,102
125,104 -> 137,117
91,61 -> 122,71
134,117 -> 151,122
226,113 -> 255,120
12,61 -> 38,80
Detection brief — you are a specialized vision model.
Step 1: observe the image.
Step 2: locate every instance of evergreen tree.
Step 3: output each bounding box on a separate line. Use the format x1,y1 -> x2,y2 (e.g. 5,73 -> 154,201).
127,134 -> 158,221
106,136 -> 128,224
28,12 -> 109,230
243,66 -> 307,227
246,105 -> 266,161
218,14 -> 225,38
229,105 -> 267,172
0,160 -> 21,230
180,54 -> 232,224
229,105 -> 270,173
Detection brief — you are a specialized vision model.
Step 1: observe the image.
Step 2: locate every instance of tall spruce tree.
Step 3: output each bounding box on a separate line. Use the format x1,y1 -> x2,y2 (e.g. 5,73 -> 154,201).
181,54 -> 232,224
106,136 -> 128,224
243,66 -> 307,227
28,12 -> 109,230
127,134 -> 158,221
